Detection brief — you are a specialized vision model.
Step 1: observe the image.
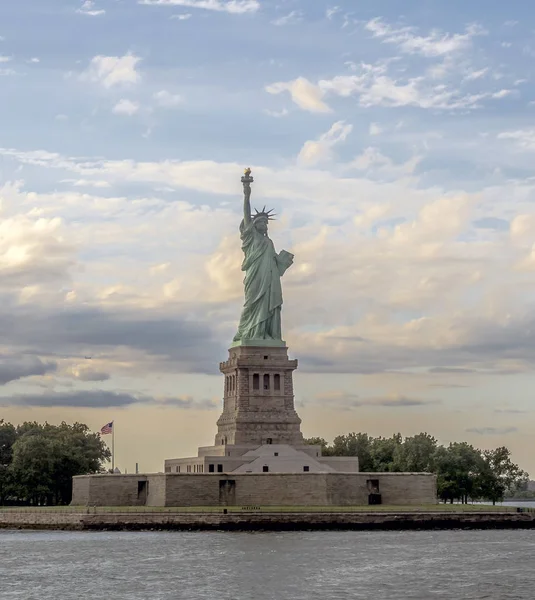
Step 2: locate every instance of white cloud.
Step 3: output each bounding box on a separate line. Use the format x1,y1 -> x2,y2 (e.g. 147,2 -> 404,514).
319,68 -> 484,110
112,99 -> 140,116
61,179 -> 112,189
369,122 -> 382,136
492,89 -> 513,99
464,67 -> 489,81
153,90 -> 183,108
265,77 -> 332,113
271,11 -> 303,26
282,61 -> 514,111
76,0 -> 105,16
0,56 -> 11,63
348,147 -> 421,180
170,13 -> 192,19
498,129 -> 535,150
80,54 -> 141,88
326,6 -> 340,20
298,121 -> 353,166
365,18 -> 485,57
264,108 -> 289,118
138,0 -> 259,13
27,57 -> 40,64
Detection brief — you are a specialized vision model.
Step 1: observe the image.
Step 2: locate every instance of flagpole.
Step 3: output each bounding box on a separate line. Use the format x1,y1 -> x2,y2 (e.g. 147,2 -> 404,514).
112,422 -> 115,473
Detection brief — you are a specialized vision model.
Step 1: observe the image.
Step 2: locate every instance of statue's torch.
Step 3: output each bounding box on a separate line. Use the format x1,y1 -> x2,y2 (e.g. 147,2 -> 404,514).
241,167 -> 254,196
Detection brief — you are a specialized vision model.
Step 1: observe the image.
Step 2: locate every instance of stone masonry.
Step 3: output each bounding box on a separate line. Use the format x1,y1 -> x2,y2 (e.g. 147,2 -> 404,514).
216,345 -> 303,446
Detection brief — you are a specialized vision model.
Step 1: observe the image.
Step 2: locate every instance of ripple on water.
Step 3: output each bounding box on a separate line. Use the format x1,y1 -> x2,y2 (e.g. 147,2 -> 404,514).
0,530 -> 534,600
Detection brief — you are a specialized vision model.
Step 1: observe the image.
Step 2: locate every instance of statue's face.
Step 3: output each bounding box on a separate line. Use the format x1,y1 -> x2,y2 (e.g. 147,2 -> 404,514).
254,218 -> 268,234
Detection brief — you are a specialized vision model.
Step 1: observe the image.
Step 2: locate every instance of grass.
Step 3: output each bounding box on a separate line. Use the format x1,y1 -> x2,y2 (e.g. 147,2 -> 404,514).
0,504 -> 528,514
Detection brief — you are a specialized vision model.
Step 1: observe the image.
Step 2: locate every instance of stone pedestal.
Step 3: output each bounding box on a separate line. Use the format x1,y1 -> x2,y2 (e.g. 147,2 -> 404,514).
215,345 -> 304,446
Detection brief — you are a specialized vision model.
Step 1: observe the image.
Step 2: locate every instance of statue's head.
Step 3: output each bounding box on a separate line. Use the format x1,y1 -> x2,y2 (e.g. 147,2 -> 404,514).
252,206 -> 275,235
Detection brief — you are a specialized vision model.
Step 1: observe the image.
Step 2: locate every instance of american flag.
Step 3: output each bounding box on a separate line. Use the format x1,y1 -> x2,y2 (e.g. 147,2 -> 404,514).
100,422 -> 113,435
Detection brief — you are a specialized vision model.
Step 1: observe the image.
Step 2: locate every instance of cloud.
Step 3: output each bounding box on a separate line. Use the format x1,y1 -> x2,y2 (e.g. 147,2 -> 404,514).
153,90 -> 182,108
80,54 -> 141,88
76,0 -> 105,16
264,108 -> 289,118
0,56 -> 12,63
369,122 -> 382,136
61,179 -> 112,189
271,11 -> 303,26
170,13 -> 192,19
498,128 -> 535,150
326,6 -> 340,20
298,121 -> 353,166
138,0 -> 259,13
112,99 -> 140,116
466,427 -> 518,435
270,64 -> 496,112
0,356 -> 57,385
0,304 -> 224,374
1,390 -> 216,408
266,77 -> 332,113
314,391 -> 439,410
348,147 -> 421,180
428,367 -> 476,374
70,364 -> 111,382
318,63 -> 494,110
3,149 -> 535,380
365,18 -> 486,57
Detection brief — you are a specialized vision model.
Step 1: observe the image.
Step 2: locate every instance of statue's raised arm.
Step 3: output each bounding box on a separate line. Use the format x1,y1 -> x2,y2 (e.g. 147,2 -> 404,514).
241,168 -> 253,226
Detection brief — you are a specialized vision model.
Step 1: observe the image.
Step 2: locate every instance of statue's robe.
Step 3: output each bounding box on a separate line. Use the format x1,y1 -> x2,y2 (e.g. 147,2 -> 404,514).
233,219 -> 293,342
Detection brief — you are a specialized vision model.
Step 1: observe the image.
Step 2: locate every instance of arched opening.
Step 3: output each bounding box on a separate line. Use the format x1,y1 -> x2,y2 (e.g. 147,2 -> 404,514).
274,374 -> 281,391
253,373 -> 260,390
263,374 -> 270,390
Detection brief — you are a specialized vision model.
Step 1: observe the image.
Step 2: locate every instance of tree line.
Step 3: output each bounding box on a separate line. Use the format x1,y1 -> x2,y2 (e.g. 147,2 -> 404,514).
0,420 -> 110,506
306,432 -> 529,504
0,420 -> 528,506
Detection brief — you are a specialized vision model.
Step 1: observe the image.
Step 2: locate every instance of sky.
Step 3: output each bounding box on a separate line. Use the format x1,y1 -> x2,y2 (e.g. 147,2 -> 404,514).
1,0 -> 535,475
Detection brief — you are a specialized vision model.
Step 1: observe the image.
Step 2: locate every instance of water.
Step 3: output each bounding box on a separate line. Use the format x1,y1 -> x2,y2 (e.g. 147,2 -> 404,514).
1,530 -> 534,599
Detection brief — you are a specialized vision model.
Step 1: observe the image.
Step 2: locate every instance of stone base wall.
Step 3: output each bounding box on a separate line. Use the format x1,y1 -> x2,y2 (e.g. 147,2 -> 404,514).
72,472 -> 437,507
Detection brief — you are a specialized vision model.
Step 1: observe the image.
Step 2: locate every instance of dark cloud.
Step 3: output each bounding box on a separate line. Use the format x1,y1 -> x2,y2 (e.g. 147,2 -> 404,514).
157,396 -> 218,410
0,304 -> 226,374
72,369 -> 111,382
428,367 -> 476,374
0,355 -> 57,385
0,390 -> 218,409
314,392 -> 439,410
428,383 -> 470,388
466,427 -> 518,435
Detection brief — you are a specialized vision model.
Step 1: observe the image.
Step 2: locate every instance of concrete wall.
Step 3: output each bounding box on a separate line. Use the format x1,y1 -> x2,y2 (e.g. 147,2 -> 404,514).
319,457 -> 360,473
72,475 -> 149,506
73,472 -> 437,507
71,474 -> 90,505
146,474 -> 166,507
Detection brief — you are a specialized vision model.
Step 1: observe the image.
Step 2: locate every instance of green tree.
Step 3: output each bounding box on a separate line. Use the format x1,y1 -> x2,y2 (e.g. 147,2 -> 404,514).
0,420 -> 17,504
330,433 -> 375,471
370,434 -> 403,472
393,433 -> 438,472
433,442 -> 485,503
476,446 -> 529,505
3,420 -> 110,505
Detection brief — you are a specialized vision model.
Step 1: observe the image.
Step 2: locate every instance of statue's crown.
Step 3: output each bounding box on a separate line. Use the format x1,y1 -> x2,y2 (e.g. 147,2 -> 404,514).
252,206 -> 276,221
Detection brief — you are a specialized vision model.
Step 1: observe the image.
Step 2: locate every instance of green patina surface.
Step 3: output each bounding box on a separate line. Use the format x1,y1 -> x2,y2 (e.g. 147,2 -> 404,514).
232,169 -> 294,345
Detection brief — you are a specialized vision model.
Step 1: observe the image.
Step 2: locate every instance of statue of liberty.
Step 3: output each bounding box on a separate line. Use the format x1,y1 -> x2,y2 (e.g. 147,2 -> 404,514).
232,168 -> 294,346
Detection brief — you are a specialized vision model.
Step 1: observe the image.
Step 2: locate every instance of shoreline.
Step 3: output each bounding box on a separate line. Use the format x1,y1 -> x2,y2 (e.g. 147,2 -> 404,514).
2,510 -> 535,531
